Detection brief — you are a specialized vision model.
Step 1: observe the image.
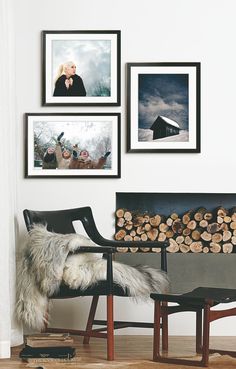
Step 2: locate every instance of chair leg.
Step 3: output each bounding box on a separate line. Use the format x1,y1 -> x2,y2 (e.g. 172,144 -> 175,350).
153,300 -> 161,361
107,294 -> 114,361
161,301 -> 168,351
196,308 -> 202,354
83,295 -> 99,344
201,304 -> 210,367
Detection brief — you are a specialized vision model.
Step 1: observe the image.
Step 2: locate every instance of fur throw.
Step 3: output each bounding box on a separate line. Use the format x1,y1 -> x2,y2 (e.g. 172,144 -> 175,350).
16,224 -> 170,330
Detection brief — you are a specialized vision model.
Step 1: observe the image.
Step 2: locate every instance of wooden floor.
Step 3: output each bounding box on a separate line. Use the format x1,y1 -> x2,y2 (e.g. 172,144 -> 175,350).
1,336 -> 236,368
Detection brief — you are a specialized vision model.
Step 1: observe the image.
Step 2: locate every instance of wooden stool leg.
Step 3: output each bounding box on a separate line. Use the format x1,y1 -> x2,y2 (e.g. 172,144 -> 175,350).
107,294 -> 114,361
162,301 -> 168,351
83,295 -> 99,344
202,303 -> 210,367
196,308 -> 202,354
153,301 -> 161,361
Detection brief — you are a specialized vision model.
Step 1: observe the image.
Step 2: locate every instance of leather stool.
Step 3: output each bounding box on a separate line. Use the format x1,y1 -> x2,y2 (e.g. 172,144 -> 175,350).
151,287 -> 236,367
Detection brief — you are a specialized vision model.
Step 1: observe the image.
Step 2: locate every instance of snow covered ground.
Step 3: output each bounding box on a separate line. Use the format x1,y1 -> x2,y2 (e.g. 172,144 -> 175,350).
138,129 -> 189,142
138,129 -> 153,141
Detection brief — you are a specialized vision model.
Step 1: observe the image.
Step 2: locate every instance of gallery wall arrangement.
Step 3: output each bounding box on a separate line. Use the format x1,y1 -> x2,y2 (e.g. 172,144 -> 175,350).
24,29 -> 201,178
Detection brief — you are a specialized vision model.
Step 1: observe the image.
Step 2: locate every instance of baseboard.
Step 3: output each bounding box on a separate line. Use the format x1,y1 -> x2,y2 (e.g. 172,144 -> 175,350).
11,328 -> 24,347
0,340 -> 11,358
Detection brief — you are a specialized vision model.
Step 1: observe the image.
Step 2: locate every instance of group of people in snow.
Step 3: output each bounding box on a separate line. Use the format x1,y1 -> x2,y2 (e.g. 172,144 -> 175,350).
42,132 -> 111,170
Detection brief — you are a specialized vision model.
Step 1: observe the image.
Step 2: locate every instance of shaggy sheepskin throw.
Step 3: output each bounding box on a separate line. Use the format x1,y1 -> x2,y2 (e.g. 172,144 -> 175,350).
16,224 -> 170,330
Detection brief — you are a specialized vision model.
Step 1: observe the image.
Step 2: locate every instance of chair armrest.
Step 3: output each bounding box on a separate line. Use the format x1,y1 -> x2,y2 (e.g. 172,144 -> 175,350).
94,237 -> 169,269
80,207 -> 169,272
93,238 -> 169,272
71,246 -> 115,254
80,207 -> 169,249
90,237 -> 169,249
114,241 -> 168,250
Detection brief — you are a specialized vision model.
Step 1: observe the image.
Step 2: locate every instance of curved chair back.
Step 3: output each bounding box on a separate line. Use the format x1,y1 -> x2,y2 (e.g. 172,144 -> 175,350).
23,206 -> 100,237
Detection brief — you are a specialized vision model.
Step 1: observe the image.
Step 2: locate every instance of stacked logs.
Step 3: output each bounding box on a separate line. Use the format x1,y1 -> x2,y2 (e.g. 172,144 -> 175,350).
114,207 -> 236,253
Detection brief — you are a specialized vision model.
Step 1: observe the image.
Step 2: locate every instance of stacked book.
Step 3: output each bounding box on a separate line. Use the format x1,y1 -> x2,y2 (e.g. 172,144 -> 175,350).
20,333 -> 76,360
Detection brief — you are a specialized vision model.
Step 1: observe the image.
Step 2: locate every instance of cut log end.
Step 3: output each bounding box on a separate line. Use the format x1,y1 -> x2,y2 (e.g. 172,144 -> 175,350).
150,214 -> 162,227
115,229 -> 126,240
179,244 -> 190,253
222,243 -> 233,253
152,247 -> 161,253
129,247 -> 139,253
166,239 -> 179,253
117,218 -> 125,228
116,208 -> 125,218
124,211 -> 132,221
116,247 -> 129,253
209,243 -> 221,253
190,241 -> 203,253
147,228 -> 158,241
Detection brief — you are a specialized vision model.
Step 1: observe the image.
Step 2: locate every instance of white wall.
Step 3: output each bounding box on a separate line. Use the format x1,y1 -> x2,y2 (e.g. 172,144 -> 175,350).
14,0 -> 236,335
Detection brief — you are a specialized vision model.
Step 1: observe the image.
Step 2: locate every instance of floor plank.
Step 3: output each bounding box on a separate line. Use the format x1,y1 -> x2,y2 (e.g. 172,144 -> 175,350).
0,336 -> 236,368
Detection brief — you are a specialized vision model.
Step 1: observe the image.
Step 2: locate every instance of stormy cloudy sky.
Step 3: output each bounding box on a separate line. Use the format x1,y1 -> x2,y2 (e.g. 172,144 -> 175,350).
138,74 -> 189,130
52,40 -> 111,96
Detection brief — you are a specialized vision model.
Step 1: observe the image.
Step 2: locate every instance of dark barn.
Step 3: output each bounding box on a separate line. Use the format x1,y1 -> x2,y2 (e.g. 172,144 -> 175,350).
150,116 -> 180,139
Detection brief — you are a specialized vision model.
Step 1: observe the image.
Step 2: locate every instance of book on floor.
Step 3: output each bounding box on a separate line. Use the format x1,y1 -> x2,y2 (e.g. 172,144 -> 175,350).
19,345 -> 76,359
25,333 -> 74,347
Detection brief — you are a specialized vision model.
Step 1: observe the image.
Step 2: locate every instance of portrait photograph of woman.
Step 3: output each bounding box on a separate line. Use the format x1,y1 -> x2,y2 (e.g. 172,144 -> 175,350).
43,31 -> 121,106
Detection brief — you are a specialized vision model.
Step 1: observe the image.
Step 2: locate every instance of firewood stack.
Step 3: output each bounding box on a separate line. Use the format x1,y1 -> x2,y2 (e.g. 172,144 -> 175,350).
114,207 -> 236,253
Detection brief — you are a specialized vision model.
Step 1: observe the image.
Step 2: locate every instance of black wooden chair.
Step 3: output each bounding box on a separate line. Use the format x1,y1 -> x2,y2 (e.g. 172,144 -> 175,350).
23,206 -> 168,361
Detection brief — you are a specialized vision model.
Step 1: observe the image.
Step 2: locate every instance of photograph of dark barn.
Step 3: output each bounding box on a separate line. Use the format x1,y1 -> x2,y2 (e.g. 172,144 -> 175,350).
137,73 -> 189,143
150,115 -> 180,139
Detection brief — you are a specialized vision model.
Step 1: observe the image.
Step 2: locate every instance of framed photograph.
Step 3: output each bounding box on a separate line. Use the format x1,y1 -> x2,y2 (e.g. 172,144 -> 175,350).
42,30 -> 121,106
25,113 -> 121,178
127,62 -> 200,153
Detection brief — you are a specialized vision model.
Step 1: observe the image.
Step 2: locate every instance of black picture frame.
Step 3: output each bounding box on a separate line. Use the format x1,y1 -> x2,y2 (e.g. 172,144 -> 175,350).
42,30 -> 121,106
25,113 -> 121,178
127,62 -> 201,153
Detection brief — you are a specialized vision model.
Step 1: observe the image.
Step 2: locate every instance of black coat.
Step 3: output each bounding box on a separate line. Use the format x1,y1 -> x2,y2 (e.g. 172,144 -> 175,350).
42,151 -> 57,169
53,74 -> 86,96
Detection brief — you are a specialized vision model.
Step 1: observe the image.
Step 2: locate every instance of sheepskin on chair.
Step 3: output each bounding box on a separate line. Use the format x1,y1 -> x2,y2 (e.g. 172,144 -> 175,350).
15,224 -> 170,330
